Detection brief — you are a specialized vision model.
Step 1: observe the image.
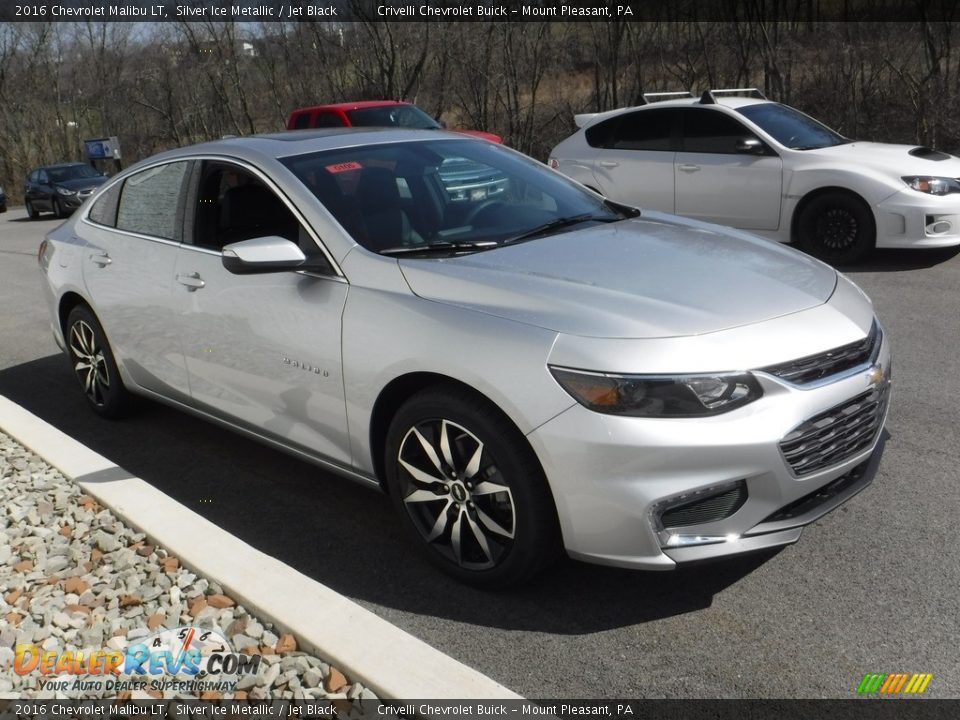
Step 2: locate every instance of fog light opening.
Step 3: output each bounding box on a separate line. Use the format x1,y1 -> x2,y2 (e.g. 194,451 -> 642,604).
925,215 -> 953,235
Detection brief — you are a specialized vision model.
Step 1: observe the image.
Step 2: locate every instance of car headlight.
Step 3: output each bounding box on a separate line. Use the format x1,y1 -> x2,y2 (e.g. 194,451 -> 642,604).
56,186 -> 76,196
902,176 -> 960,195
549,367 -> 763,417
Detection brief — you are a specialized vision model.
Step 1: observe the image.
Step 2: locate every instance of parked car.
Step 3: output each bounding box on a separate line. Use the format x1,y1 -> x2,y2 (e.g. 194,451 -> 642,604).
39,129 -> 890,587
25,162 -> 108,219
286,100 -> 503,143
549,88 -> 960,264
0,184 -> 6,212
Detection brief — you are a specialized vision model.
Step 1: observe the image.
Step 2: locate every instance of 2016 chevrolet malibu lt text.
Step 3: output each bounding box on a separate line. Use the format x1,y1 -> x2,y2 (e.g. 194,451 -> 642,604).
39,129 -> 891,587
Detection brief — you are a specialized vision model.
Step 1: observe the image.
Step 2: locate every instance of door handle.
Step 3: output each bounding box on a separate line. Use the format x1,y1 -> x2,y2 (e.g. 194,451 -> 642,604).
599,160 -> 620,168
90,252 -> 112,267
176,272 -> 206,291
678,164 -> 701,173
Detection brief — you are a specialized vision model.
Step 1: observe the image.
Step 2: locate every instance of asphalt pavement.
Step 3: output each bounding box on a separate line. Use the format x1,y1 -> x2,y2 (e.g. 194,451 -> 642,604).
1,206 -> 958,698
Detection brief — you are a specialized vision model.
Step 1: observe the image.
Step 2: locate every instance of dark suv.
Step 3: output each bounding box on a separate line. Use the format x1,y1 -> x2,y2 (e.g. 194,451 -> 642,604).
25,163 -> 107,219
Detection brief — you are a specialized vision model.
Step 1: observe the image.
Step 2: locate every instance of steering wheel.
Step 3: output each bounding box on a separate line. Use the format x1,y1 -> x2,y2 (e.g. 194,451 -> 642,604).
464,200 -> 507,227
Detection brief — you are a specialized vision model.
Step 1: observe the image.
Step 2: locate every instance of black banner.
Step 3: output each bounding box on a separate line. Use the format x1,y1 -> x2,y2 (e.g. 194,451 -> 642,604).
0,0 -> 959,23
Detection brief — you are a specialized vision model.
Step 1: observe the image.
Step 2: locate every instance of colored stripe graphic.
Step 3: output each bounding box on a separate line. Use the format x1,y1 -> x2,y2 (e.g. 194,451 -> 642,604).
857,673 -> 933,694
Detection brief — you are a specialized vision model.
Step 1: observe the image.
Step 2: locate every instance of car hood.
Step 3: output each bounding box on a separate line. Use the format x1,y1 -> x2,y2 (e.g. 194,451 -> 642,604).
56,177 -> 107,192
399,214 -> 837,339
807,141 -> 960,175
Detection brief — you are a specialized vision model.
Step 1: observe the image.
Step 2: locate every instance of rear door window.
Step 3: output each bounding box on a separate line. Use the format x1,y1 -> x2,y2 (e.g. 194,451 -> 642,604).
611,108 -> 679,151
116,161 -> 190,240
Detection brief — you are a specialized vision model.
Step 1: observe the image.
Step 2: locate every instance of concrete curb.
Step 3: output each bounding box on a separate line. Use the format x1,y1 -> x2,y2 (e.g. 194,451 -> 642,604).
0,394 -> 521,701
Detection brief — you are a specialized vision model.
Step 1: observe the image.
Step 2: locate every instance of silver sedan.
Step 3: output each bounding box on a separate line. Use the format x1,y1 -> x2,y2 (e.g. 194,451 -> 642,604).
39,129 -> 891,586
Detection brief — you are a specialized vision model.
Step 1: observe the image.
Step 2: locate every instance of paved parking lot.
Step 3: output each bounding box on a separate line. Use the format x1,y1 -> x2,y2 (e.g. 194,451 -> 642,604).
1,206 -> 958,698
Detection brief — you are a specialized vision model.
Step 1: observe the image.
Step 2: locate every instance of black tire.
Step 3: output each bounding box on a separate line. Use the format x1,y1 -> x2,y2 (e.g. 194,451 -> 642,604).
797,192 -> 875,265
385,385 -> 561,588
64,305 -> 132,418
52,197 -> 65,219
26,201 -> 39,220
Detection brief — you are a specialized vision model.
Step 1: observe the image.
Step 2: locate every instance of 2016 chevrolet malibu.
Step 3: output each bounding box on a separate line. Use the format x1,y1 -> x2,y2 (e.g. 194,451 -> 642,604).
39,129 -> 891,587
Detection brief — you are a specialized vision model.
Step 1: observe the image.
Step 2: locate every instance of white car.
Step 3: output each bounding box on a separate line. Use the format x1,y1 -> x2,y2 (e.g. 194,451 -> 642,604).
549,88 -> 960,264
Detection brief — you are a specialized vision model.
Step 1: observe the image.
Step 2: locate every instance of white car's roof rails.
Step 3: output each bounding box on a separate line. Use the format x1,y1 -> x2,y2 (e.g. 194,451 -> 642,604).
640,91 -> 694,105
699,88 -> 767,104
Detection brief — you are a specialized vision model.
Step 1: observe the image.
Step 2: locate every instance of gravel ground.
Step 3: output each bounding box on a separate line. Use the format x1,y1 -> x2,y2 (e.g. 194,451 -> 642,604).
0,431 -> 378,708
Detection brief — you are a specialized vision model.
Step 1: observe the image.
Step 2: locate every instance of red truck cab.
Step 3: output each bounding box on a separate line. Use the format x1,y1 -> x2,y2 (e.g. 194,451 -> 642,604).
286,101 -> 502,143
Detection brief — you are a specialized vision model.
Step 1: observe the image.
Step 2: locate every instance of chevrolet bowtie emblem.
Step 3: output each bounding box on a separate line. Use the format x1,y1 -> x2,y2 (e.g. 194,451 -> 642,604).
867,364 -> 886,386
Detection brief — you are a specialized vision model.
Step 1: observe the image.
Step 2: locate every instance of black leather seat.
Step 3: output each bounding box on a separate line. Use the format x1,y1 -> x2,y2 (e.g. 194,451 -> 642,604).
356,167 -> 418,251
218,184 -> 297,246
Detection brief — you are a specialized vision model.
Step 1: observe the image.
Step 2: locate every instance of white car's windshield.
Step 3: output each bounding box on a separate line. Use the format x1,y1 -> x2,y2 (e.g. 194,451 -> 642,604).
281,139 -> 631,255
737,103 -> 849,150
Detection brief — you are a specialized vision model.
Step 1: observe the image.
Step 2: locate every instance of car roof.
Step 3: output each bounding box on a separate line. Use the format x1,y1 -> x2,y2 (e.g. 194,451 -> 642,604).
129,127 -> 478,168
577,97 -> 772,129
291,100 -> 409,114
38,162 -> 89,170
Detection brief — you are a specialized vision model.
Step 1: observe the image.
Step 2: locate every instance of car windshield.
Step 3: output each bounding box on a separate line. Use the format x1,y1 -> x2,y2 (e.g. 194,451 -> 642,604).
281,139 -> 628,256
737,103 -> 849,150
346,105 -> 441,130
47,164 -> 102,182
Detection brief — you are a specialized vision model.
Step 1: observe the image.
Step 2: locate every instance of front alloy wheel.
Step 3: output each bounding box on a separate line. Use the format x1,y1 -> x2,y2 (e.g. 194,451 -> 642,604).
398,418 -> 516,570
385,386 -> 560,587
65,306 -> 131,418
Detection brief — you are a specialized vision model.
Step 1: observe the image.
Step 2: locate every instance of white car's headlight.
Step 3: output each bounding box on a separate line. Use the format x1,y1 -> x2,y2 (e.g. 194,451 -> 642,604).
549,367 -> 763,417
56,186 -> 76,196
902,176 -> 960,195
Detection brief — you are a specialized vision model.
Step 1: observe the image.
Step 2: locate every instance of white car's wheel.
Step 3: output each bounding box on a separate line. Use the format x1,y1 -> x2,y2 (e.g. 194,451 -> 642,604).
798,193 -> 875,265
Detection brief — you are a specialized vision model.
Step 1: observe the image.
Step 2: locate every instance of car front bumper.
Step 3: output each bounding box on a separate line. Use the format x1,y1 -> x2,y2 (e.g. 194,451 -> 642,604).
527,330 -> 891,570
874,188 -> 960,248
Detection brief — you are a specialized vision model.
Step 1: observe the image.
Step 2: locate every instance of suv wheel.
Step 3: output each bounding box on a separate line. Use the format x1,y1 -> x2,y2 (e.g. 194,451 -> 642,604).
26,201 -> 39,220
385,386 -> 560,587
797,192 -> 875,265
65,305 -> 131,418
52,197 -> 65,219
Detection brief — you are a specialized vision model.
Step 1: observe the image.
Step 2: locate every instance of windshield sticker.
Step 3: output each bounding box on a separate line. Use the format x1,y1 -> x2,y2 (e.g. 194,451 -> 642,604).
326,161 -> 362,173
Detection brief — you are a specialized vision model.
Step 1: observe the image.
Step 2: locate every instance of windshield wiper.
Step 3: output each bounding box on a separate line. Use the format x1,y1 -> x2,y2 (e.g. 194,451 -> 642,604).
379,240 -> 499,256
501,213 -> 619,245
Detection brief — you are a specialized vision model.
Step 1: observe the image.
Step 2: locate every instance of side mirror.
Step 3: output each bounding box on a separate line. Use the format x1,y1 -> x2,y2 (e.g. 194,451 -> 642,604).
736,137 -> 765,155
222,236 -> 306,275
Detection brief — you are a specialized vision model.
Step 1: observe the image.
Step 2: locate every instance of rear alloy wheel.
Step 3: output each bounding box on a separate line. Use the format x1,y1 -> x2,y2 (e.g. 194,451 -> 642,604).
65,306 -> 131,418
797,193 -> 875,265
52,197 -> 65,219
26,201 -> 39,220
385,387 -> 560,587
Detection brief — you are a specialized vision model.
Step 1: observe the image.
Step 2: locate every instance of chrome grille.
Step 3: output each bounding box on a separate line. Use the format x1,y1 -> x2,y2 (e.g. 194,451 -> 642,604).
780,385 -> 888,476
762,321 -> 880,386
